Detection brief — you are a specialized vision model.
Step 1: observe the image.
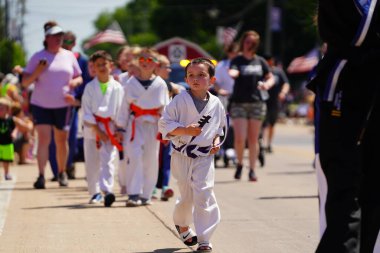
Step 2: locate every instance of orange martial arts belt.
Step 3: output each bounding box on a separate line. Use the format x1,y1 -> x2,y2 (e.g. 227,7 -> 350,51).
94,115 -> 123,152
130,103 -> 161,141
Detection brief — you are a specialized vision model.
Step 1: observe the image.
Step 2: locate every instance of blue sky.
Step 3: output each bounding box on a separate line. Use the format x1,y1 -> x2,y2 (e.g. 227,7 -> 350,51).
23,0 -> 130,58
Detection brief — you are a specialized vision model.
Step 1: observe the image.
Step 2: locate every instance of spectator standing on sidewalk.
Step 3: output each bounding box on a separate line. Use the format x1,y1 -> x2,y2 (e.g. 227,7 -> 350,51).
48,31 -> 92,180
0,98 -> 33,180
22,21 -> 82,189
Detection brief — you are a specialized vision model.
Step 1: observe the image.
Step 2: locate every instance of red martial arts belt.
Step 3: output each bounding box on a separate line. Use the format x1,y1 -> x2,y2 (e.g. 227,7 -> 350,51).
94,115 -> 123,152
130,103 -> 161,141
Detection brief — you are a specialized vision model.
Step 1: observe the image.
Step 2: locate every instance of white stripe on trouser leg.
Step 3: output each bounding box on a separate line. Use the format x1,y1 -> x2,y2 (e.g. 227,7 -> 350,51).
98,141 -> 117,193
125,121 -> 159,199
315,153 -> 327,238
84,139 -> 100,196
171,152 -> 220,243
374,229 -> 380,252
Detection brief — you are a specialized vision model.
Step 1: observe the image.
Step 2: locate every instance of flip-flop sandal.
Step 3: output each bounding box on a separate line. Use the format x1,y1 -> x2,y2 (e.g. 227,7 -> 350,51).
196,242 -> 213,252
175,225 -> 198,246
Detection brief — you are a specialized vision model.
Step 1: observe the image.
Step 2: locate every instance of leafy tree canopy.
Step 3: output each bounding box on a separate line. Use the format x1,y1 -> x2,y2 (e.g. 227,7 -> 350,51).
84,0 -> 319,66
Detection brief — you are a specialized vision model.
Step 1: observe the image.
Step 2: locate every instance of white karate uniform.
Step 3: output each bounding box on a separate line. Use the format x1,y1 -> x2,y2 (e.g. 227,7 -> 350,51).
82,77 -> 124,196
116,75 -> 169,200
116,72 -> 131,190
158,90 -> 226,244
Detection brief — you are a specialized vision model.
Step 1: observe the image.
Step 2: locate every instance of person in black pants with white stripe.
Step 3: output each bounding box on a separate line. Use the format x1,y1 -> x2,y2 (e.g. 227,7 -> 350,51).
308,1 -> 380,252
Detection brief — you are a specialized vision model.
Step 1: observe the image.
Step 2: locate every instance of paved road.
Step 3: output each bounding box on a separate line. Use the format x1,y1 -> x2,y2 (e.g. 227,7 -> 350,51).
0,123 -> 318,253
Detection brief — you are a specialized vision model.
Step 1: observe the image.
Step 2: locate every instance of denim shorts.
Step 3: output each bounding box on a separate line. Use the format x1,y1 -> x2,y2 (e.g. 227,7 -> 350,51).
31,105 -> 72,131
229,102 -> 266,120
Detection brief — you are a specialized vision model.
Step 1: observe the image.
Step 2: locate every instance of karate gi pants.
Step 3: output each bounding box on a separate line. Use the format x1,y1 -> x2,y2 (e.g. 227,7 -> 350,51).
125,121 -> 159,200
84,138 -> 116,196
171,151 -> 220,244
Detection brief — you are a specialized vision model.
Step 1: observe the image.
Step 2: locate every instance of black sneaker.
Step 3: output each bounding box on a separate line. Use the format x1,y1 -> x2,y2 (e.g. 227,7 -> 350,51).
258,149 -> 265,167
66,164 -> 76,180
234,164 -> 243,180
33,175 -> 45,189
58,172 -> 68,187
248,169 -> 258,182
104,192 -> 115,207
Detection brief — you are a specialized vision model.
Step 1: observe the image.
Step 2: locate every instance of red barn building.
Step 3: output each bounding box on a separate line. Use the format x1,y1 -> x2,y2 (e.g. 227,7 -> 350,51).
153,37 -> 214,63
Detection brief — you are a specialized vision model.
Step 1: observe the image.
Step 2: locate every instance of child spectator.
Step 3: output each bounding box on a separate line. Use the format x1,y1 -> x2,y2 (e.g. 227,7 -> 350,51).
11,102 -> 34,164
0,98 -> 33,180
81,50 -> 124,207
158,58 -> 226,252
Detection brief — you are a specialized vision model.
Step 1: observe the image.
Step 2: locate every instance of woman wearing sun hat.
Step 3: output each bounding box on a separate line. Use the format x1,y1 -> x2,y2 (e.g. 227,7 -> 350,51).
22,21 -> 83,189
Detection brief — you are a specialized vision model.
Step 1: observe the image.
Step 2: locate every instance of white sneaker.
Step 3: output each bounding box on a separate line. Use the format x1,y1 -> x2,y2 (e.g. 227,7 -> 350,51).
126,198 -> 142,207
89,193 -> 103,204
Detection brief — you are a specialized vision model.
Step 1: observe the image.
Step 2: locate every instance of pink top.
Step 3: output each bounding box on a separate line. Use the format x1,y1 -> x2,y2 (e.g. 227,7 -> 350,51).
24,49 -> 82,108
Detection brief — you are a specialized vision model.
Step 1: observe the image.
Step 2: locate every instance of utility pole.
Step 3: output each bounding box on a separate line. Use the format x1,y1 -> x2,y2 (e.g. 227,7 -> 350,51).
264,0 -> 273,55
4,0 -> 8,38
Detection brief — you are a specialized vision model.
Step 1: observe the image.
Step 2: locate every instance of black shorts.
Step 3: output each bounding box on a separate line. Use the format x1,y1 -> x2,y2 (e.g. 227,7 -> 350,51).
264,106 -> 279,126
31,105 -> 72,131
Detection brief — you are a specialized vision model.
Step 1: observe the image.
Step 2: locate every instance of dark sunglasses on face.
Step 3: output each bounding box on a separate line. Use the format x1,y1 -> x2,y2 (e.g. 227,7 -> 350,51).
63,39 -> 74,45
138,56 -> 157,63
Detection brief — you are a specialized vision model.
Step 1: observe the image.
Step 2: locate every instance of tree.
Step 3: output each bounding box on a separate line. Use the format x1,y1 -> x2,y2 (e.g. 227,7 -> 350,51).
0,39 -> 26,73
84,0 -> 319,65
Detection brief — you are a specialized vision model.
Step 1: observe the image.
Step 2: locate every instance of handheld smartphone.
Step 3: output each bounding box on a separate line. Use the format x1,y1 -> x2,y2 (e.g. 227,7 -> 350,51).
39,58 -> 47,65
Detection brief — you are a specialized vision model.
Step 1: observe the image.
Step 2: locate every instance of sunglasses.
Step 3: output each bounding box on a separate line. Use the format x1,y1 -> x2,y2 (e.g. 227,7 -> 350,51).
63,39 -> 74,45
138,56 -> 157,63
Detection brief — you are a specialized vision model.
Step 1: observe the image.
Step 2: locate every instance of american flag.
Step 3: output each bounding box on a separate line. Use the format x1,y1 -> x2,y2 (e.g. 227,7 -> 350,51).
84,21 -> 127,49
217,22 -> 242,47
223,27 -> 238,46
287,48 -> 320,74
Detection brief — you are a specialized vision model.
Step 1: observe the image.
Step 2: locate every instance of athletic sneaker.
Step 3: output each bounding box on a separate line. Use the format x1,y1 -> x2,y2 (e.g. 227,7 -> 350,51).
89,193 -> 103,204
248,169 -> 258,182
4,174 -> 12,180
234,164 -> 243,180
126,196 -> 142,207
58,172 -> 68,187
50,176 -> 58,182
151,188 -> 158,200
141,198 -> 152,206
104,192 -> 116,207
161,187 -> 174,201
33,175 -> 45,189
66,164 -> 76,179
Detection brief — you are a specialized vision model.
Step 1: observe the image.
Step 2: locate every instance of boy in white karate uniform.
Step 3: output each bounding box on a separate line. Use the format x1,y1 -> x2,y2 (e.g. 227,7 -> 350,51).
82,50 -> 124,207
159,58 -> 226,253
116,48 -> 169,207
